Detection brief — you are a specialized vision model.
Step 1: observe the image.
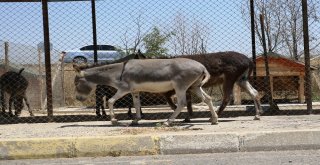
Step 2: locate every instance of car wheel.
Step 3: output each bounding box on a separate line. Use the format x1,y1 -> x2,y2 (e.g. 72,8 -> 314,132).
73,56 -> 87,64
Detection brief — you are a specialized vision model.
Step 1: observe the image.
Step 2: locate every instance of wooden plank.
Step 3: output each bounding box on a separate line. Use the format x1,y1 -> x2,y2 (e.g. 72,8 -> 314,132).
298,75 -> 305,103
254,71 -> 304,76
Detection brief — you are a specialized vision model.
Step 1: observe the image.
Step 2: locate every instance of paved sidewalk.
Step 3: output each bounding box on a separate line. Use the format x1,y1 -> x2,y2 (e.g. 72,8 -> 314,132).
0,115 -> 320,159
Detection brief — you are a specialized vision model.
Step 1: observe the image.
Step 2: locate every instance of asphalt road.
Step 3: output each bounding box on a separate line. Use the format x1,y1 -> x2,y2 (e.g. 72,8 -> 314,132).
2,149 -> 320,165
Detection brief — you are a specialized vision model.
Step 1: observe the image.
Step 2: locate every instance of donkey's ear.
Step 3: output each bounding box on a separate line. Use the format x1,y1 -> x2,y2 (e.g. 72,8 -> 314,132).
137,49 -> 146,59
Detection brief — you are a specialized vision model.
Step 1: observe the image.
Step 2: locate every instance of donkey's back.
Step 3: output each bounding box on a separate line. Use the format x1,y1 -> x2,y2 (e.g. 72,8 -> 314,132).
178,51 -> 252,87
121,58 -> 209,92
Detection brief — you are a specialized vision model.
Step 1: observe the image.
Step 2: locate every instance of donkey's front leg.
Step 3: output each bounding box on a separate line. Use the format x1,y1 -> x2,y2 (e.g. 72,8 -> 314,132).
131,92 -> 141,125
108,90 -> 128,125
107,97 -> 118,125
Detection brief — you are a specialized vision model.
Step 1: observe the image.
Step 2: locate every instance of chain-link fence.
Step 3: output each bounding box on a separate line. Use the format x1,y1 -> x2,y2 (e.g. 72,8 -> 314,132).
0,0 -> 319,124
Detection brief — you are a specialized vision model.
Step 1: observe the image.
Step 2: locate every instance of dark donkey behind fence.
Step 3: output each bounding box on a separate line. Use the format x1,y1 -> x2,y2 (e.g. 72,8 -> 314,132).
128,51 -> 262,120
0,68 -> 33,116
73,58 -> 218,126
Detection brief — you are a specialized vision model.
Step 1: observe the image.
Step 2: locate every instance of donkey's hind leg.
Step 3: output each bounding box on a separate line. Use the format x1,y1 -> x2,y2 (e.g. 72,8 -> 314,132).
95,85 -> 106,117
8,95 -> 14,116
192,87 -> 218,124
163,90 -> 192,122
131,92 -> 141,125
95,94 -> 103,117
101,96 -> 107,116
23,94 -> 33,116
238,80 -> 262,120
184,92 -> 193,122
164,90 -> 187,126
0,91 -> 6,114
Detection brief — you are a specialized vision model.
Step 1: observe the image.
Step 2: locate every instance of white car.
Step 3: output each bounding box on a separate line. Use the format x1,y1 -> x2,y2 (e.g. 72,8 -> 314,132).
62,45 -> 124,64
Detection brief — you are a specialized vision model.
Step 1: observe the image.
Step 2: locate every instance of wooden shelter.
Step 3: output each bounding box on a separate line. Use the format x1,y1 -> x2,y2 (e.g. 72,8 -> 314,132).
234,52 -> 315,104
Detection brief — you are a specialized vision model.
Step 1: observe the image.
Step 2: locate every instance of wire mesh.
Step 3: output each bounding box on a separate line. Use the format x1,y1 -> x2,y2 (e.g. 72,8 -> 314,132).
0,0 -> 319,124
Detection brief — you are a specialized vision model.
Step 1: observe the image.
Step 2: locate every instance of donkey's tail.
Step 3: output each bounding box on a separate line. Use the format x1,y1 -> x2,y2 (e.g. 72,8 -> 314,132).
200,68 -> 210,86
18,68 -> 25,75
239,59 -> 254,82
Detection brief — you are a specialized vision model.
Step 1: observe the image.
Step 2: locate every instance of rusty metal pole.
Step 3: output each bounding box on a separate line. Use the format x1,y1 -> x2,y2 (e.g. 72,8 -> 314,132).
41,0 -> 53,117
250,0 -> 257,83
91,0 -> 98,64
260,14 -> 279,112
4,42 -> 9,72
301,0 -> 312,114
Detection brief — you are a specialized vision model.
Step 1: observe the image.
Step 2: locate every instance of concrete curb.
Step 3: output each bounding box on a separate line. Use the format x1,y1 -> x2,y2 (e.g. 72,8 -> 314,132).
1,129 -> 320,160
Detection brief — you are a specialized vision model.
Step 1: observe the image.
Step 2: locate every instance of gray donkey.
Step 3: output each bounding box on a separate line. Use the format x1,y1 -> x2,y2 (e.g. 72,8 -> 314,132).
73,58 -> 218,126
0,68 -> 33,116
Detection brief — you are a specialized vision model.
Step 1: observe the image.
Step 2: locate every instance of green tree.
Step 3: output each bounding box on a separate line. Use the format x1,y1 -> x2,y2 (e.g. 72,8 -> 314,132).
143,27 -> 171,57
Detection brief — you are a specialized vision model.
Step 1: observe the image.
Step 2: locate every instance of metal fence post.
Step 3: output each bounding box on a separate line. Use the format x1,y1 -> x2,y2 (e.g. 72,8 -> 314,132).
41,0 -> 53,117
301,0 -> 313,114
91,0 -> 98,64
4,42 -> 9,72
250,0 -> 257,83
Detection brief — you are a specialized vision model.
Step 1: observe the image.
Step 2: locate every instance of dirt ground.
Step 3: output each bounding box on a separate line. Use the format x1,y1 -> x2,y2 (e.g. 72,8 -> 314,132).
0,114 -> 320,140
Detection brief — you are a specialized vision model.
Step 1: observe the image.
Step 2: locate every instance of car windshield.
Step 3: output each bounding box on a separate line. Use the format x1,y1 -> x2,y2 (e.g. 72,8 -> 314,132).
80,45 -> 116,51
100,45 -> 116,50
80,45 -> 93,51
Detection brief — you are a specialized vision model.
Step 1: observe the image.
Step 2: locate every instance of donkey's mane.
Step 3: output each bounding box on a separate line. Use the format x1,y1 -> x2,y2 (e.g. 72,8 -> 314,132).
77,53 -> 139,70
151,51 -> 246,60
82,62 -> 124,72
151,53 -> 213,59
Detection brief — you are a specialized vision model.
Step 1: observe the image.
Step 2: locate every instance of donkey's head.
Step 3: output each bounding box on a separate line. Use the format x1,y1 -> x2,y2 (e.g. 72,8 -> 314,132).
73,64 -> 94,101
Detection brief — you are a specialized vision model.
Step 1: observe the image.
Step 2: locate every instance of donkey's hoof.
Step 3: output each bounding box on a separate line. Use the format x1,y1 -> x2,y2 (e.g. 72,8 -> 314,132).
30,113 -> 34,117
183,118 -> 191,122
211,121 -> 219,125
111,119 -> 119,125
253,115 -> 261,120
131,120 -> 139,126
127,114 -> 134,120
163,121 -> 172,127
211,118 -> 218,125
